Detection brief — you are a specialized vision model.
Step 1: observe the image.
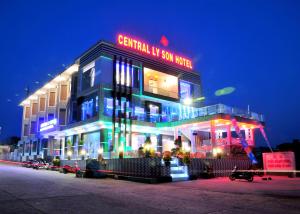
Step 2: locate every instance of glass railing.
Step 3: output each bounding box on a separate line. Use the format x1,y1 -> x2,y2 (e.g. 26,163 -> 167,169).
105,103 -> 264,123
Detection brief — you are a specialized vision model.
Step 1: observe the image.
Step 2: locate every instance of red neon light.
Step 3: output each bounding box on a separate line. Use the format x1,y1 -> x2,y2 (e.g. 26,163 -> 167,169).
160,35 -> 169,47
117,34 -> 193,70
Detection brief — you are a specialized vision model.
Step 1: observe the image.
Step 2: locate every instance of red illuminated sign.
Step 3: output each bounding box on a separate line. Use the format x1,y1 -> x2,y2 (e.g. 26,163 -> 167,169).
263,152 -> 295,171
117,34 -> 193,70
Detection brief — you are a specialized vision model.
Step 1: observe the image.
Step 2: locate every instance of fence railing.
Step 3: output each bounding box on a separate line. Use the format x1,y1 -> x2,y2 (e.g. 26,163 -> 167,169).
106,103 -> 264,123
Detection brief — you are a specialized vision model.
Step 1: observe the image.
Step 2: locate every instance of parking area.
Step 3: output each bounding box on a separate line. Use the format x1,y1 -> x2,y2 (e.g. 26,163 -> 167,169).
0,162 -> 300,214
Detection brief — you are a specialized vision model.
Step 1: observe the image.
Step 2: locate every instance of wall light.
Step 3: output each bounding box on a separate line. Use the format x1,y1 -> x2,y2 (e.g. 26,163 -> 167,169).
183,97 -> 192,105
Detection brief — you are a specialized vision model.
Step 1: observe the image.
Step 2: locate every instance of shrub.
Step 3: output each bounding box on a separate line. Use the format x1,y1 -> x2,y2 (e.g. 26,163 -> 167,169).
52,158 -> 60,167
138,147 -> 145,157
182,152 -> 191,165
119,151 -> 124,159
163,151 -> 172,162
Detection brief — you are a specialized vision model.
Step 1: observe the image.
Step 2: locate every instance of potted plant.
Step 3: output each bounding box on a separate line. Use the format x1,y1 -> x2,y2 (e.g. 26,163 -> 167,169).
182,152 -> 191,165
119,151 -> 124,159
138,146 -> 144,157
52,158 -> 60,167
163,151 -> 172,167
144,137 -> 152,158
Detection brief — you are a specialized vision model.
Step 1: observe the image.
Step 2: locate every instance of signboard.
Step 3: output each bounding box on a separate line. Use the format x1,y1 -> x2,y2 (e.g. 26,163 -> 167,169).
40,119 -> 57,132
117,34 -> 193,70
263,152 -> 295,172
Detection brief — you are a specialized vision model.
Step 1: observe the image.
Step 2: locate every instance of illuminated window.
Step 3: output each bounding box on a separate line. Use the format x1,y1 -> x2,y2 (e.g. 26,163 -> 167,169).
143,67 -> 178,99
82,62 -> 95,90
24,106 -> 30,118
95,96 -> 99,113
32,103 -> 38,115
116,61 -> 132,86
104,98 -> 113,116
81,99 -> 94,120
49,92 -> 56,107
60,85 -> 68,101
180,81 -> 192,99
39,97 -> 46,111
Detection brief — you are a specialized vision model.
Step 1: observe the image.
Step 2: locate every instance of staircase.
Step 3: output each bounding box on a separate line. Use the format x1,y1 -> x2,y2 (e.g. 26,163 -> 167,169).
170,158 -> 189,182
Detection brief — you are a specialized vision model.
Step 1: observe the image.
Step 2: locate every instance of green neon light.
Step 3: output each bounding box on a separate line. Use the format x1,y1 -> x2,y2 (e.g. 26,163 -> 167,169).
194,96 -> 205,102
132,93 -> 173,103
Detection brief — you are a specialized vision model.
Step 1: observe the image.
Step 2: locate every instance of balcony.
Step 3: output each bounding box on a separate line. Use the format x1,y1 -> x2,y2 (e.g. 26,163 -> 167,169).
110,103 -> 264,123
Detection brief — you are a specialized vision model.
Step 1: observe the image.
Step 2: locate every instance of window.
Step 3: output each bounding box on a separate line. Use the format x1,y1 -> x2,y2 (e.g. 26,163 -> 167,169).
48,113 -> 54,121
60,85 -> 68,101
116,61 -> 132,86
95,96 -> 99,113
39,97 -> 46,111
23,124 -> 29,136
32,103 -> 38,115
59,109 -> 66,125
133,67 -> 140,88
180,81 -> 192,99
38,117 -> 44,128
104,98 -> 113,116
71,76 -> 78,96
30,121 -> 37,134
24,106 -> 30,118
82,62 -> 95,90
71,102 -> 77,122
81,99 -> 94,120
143,67 -> 178,99
49,92 -> 56,106
32,141 -> 37,153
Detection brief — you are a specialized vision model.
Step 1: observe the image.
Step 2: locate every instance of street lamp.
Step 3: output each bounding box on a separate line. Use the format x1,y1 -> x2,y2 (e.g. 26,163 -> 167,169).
98,147 -> 103,154
67,151 -> 72,160
80,149 -> 86,160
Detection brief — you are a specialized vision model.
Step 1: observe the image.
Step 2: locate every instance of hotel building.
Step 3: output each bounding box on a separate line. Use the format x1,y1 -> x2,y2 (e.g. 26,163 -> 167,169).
18,34 -> 264,162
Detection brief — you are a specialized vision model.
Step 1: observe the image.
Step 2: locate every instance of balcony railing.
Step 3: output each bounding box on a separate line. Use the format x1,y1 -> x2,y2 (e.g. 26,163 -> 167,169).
106,103 -> 264,123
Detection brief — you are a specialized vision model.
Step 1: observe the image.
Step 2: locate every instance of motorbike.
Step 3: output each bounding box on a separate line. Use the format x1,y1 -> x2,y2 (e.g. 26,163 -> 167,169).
229,166 -> 254,182
32,159 -> 49,170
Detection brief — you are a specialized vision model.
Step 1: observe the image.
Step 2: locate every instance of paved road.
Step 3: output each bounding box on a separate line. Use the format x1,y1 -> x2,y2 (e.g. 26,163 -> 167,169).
1,162 -> 300,214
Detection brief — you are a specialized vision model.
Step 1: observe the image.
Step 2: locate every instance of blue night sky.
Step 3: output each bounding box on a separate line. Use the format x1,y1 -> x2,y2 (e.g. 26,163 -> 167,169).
0,0 -> 299,146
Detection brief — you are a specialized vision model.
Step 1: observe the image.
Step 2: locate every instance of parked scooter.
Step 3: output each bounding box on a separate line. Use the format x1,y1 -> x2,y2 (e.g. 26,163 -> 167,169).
229,166 -> 254,182
32,159 -> 49,170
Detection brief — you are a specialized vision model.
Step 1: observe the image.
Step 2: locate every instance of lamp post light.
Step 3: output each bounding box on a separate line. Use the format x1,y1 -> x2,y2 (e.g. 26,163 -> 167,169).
80,149 -> 86,160
98,147 -> 104,161
98,147 -> 103,154
118,145 -> 124,159
67,150 -> 72,160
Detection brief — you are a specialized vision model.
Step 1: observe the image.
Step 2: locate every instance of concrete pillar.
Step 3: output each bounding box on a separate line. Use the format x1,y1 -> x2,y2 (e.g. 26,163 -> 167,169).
210,120 -> 216,148
191,132 -> 197,153
60,138 -> 65,159
251,129 -> 255,146
227,125 -> 232,145
174,127 -> 179,139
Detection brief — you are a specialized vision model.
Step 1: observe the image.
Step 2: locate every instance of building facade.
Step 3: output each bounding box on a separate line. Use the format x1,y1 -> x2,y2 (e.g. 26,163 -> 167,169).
18,34 -> 264,162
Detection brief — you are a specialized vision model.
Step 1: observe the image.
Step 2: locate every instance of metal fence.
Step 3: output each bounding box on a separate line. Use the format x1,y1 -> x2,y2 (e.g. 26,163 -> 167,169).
60,157 -> 252,178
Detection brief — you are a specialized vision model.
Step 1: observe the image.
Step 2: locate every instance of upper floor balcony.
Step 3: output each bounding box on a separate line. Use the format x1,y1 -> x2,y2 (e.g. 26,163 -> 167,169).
103,103 -> 264,125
